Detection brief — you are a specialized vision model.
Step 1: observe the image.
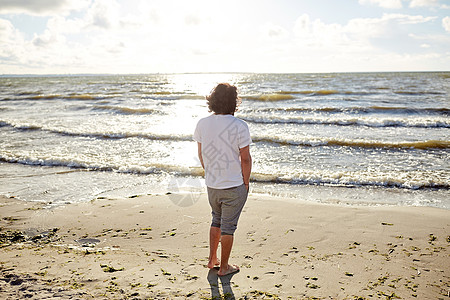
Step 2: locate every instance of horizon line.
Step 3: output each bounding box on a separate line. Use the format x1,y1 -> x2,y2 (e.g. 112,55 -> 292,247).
1,70 -> 449,77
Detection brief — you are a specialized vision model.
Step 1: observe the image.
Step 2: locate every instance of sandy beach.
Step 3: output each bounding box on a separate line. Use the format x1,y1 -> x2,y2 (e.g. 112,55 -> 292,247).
0,192 -> 449,299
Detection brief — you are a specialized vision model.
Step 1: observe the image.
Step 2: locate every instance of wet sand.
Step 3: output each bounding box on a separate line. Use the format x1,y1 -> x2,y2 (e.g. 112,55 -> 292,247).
0,193 -> 449,299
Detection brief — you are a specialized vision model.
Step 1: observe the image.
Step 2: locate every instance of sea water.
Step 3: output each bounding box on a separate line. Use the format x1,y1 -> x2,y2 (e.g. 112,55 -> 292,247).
0,73 -> 449,208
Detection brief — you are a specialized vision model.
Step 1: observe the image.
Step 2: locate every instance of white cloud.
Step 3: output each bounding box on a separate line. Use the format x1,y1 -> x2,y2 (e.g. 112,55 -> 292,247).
0,18 -> 17,42
293,14 -> 352,49
297,12 -> 437,41
342,13 -> 437,46
46,16 -> 85,35
0,18 -> 26,63
261,23 -> 290,40
408,0 -> 439,8
0,0 -> 90,16
32,29 -> 60,47
288,12 -> 446,71
0,0 -> 131,73
294,14 -> 310,34
1,0 -> 449,74
184,14 -> 202,26
359,0 -> 444,9
0,0 -> 240,73
358,0 -> 403,9
443,16 -> 450,32
384,13 -> 437,24
86,0 -> 120,30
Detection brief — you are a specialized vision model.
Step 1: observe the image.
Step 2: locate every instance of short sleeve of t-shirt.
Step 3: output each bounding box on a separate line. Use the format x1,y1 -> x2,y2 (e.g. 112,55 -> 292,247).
193,122 -> 201,143
237,121 -> 251,149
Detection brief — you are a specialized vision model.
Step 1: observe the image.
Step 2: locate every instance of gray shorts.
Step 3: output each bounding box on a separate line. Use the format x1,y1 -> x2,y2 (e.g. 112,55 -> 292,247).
207,184 -> 248,236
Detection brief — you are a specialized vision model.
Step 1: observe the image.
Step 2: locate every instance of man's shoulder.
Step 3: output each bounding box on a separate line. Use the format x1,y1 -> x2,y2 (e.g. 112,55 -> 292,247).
234,116 -> 248,125
196,115 -> 213,126
233,116 -> 250,129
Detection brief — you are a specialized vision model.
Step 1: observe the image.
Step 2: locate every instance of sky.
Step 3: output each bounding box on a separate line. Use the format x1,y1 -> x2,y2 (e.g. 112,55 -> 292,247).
0,0 -> 449,74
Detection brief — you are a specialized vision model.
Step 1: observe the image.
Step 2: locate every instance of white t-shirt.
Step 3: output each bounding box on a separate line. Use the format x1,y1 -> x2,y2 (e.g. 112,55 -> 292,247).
194,114 -> 252,189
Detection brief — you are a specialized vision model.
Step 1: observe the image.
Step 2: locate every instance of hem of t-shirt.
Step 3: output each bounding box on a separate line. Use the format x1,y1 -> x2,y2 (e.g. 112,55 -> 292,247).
238,142 -> 251,149
206,182 -> 244,190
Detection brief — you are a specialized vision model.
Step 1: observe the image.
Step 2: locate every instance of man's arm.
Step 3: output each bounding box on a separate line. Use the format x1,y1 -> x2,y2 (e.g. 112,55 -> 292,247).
197,142 -> 205,169
239,145 -> 252,191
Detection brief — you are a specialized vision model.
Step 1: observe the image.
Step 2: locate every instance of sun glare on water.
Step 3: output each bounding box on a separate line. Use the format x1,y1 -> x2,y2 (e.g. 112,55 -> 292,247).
149,73 -> 239,169
167,73 -> 239,97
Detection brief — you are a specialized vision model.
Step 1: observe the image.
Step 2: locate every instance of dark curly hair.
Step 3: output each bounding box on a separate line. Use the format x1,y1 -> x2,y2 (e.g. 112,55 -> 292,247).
206,83 -> 241,115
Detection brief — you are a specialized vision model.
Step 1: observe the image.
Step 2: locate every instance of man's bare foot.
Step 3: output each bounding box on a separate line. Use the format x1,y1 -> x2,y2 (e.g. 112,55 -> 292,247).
207,258 -> 220,269
218,264 -> 240,276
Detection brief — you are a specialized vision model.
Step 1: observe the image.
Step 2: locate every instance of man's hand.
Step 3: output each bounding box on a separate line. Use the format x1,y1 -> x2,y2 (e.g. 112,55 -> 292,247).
197,142 -> 204,169
240,145 -> 251,192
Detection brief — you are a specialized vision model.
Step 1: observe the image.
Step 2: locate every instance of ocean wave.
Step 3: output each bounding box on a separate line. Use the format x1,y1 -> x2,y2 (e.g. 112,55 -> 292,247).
1,93 -> 105,101
252,136 -> 450,150
59,131 -> 192,142
28,94 -> 99,100
281,90 -> 340,95
154,91 -> 174,95
130,90 -> 174,95
244,106 -> 450,116
0,121 -> 41,131
367,106 -> 449,115
0,120 -> 191,142
243,89 -> 445,100
28,94 -> 62,100
250,172 -> 449,190
92,105 -> 164,115
179,94 -> 206,100
1,120 -> 448,150
17,91 -> 41,96
132,90 -> 204,99
0,155 -> 204,177
394,91 -> 445,95
244,94 -> 295,101
279,90 -> 371,96
0,155 -> 447,190
240,116 -> 450,128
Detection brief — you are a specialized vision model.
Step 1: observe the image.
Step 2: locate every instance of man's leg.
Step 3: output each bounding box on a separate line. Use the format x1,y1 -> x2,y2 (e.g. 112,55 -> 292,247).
217,184 -> 247,276
208,226 -> 221,268
218,234 -> 237,276
207,186 -> 222,269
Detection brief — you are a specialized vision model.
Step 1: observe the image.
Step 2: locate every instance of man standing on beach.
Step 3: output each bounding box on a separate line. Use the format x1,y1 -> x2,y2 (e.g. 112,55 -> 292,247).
194,83 -> 252,276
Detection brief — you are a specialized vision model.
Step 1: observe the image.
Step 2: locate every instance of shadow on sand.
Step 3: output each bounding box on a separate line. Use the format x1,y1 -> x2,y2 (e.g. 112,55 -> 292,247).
207,268 -> 239,300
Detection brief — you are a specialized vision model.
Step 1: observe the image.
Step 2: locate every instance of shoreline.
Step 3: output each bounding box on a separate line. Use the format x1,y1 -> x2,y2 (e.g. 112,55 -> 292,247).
1,193 -> 449,299
1,160 -> 449,210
